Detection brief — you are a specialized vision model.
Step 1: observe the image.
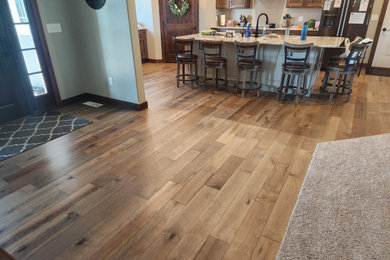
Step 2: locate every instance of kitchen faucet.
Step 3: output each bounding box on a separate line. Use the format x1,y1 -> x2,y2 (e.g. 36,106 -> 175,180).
255,13 -> 269,38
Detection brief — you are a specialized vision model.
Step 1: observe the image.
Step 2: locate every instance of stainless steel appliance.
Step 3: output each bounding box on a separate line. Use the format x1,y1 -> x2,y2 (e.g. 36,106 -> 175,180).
319,0 -> 374,69
319,0 -> 374,38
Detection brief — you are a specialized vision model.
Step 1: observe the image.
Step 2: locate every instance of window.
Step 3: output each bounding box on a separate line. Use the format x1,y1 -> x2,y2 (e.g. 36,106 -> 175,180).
7,0 -> 47,96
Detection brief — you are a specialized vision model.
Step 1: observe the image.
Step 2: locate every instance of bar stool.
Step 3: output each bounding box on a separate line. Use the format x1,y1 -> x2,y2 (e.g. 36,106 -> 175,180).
173,37 -> 199,88
201,40 -> 228,91
234,41 -> 262,98
278,42 -> 313,104
320,43 -> 366,103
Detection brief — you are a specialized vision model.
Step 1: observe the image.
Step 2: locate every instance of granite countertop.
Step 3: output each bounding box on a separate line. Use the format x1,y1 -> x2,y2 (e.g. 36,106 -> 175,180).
211,26 -> 319,32
176,34 -> 345,48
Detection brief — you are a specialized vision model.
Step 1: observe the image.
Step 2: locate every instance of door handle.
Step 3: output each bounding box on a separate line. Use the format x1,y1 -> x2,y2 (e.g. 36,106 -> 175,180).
0,37 -> 11,57
383,28 -> 388,32
192,26 -> 197,30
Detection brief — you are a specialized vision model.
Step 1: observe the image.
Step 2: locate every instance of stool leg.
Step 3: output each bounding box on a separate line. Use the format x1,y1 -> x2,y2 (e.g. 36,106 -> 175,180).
212,68 -> 216,93
303,74 -> 307,101
295,74 -> 302,105
285,75 -> 291,95
250,71 -> 254,90
195,61 -> 199,85
320,71 -> 329,98
183,64 -> 186,84
346,73 -> 355,102
329,71 -> 339,103
242,69 -> 247,98
190,63 -> 194,89
177,63 -> 180,88
278,73 -> 286,100
203,66 -> 207,88
257,69 -> 262,97
216,69 -> 219,87
236,69 -> 240,94
224,63 -> 228,88
342,74 -> 348,94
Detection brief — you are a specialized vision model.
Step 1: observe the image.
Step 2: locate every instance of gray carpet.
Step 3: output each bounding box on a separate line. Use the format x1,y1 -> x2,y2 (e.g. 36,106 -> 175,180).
277,134 -> 390,259
0,112 -> 91,161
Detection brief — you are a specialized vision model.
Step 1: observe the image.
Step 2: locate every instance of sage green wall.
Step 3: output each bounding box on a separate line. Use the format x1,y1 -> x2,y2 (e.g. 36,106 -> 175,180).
36,0 -> 146,104
36,0 -> 84,100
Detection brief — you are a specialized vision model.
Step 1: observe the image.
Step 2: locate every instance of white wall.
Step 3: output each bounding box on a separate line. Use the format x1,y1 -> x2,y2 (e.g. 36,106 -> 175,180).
199,0 -> 218,31
36,0 -> 85,100
135,0 -> 163,60
37,0 -> 146,104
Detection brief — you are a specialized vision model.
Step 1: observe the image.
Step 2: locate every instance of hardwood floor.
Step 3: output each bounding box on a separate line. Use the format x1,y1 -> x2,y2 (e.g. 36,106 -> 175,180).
0,63 -> 389,260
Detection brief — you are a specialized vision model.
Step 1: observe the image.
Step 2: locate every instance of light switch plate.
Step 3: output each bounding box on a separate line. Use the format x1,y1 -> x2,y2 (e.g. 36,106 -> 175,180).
46,23 -> 62,33
108,77 -> 114,87
371,14 -> 378,21
298,16 -> 304,22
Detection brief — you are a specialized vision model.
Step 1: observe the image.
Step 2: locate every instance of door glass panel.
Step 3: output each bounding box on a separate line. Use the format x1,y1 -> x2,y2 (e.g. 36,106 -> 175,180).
15,24 -> 35,49
22,50 -> 41,74
7,0 -> 28,23
7,0 -> 48,97
29,73 -> 47,96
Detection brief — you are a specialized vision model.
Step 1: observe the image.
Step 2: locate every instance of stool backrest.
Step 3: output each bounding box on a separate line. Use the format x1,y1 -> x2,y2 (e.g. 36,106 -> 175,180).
173,37 -> 194,56
283,42 -> 313,65
234,41 -> 259,65
345,43 -> 366,65
201,40 -> 223,60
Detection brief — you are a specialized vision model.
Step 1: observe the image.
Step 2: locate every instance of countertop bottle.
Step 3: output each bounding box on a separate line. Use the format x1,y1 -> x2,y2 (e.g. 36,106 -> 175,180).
300,22 -> 308,41
245,23 -> 251,37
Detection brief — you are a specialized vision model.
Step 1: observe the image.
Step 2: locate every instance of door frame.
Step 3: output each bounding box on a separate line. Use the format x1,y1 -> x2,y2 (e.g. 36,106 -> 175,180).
366,0 -> 390,76
28,0 -> 62,106
158,0 -> 199,63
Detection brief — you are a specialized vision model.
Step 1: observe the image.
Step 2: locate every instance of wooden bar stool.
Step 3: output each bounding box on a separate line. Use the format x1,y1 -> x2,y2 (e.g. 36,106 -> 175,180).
201,40 -> 227,91
278,42 -> 313,104
320,43 -> 366,103
234,41 -> 262,98
173,37 -> 199,88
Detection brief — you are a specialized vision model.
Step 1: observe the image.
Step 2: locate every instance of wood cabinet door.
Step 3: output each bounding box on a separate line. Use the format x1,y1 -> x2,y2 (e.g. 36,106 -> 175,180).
306,0 -> 323,8
286,0 -> 305,8
230,0 -> 250,8
216,0 -> 229,8
138,30 -> 148,62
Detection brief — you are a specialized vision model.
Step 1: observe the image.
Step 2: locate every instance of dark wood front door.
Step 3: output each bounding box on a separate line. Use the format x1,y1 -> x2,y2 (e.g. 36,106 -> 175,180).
0,1 -> 34,124
159,0 -> 199,63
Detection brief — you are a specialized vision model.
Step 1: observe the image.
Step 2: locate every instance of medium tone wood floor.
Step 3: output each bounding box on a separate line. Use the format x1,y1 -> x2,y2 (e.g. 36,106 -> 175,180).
0,63 -> 389,260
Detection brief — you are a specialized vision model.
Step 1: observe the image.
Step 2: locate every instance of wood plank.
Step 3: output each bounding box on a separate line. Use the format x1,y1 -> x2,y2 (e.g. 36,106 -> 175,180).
194,236 -> 229,260
0,64 -> 386,260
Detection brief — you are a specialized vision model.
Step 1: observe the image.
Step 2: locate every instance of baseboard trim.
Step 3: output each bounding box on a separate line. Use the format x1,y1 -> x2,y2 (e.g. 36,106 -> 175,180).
60,93 -> 89,107
59,93 -> 147,111
148,59 -> 164,63
366,67 -> 390,77
85,93 -> 148,110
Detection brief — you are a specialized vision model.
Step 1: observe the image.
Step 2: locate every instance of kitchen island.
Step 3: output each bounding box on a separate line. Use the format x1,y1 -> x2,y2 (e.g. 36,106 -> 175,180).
176,34 -> 345,94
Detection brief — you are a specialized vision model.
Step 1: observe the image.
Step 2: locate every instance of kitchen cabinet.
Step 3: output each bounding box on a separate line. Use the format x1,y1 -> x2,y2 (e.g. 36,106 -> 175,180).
286,0 -> 323,8
216,0 -> 250,9
138,29 -> 148,63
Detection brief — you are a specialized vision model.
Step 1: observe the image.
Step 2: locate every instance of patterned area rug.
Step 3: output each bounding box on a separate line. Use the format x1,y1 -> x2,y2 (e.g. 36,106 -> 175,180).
0,112 -> 91,161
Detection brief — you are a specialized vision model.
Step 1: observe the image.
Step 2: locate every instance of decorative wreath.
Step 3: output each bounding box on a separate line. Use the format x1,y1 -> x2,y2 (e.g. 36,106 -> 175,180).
168,0 -> 189,16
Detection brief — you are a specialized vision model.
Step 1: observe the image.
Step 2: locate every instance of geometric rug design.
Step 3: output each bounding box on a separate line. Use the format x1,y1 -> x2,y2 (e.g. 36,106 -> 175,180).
0,111 -> 91,161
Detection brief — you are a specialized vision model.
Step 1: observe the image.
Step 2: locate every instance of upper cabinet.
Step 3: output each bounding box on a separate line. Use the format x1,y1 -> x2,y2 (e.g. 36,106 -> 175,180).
216,0 -> 251,9
286,0 -> 323,8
